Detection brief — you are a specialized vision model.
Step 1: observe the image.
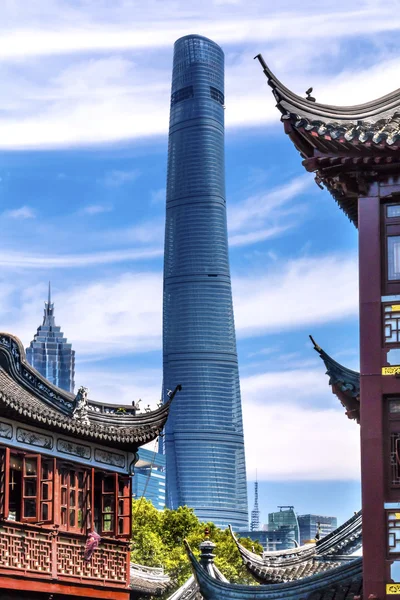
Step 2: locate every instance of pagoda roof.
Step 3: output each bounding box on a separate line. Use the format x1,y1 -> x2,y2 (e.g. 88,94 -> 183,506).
0,332 -> 178,451
310,336 -> 360,423
129,562 -> 172,596
186,540 -> 362,600
255,54 -> 400,226
229,510 -> 362,584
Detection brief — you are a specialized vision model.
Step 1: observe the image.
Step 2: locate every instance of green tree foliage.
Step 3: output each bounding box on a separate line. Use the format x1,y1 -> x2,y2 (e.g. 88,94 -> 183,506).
130,498 -> 262,590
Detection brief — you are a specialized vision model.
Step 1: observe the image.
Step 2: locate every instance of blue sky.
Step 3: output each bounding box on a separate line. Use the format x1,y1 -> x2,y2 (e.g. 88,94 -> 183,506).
2,0 -> 399,527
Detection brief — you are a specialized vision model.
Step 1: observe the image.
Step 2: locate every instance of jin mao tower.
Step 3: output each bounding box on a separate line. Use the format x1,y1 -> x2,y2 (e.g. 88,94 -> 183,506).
26,283 -> 75,393
163,34 -> 248,530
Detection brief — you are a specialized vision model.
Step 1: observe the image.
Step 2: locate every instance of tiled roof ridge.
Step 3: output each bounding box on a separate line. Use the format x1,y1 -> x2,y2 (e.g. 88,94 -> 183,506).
229,510 -> 362,584
0,332 -> 179,447
186,539 -> 363,599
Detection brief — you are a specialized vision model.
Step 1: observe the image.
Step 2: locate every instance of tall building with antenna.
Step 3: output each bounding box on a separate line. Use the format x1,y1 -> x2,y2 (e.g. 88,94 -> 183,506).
250,475 -> 260,531
26,283 -> 75,393
162,34 -> 248,530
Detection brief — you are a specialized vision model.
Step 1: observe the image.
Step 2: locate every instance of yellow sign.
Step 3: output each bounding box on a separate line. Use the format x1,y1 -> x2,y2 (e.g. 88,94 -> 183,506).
382,366 -> 400,375
392,305 -> 400,312
387,583 -> 400,594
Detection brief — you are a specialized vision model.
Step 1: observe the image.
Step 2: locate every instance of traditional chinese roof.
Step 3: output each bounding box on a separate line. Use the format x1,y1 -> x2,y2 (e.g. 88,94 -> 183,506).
229,510 -> 362,584
310,336 -> 360,423
255,54 -> 400,226
186,541 -> 363,600
0,333 -> 179,450
129,562 -> 172,597
166,539 -> 228,600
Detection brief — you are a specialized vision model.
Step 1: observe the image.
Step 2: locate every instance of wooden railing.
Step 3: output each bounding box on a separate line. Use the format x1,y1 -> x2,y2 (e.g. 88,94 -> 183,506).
0,521 -> 129,588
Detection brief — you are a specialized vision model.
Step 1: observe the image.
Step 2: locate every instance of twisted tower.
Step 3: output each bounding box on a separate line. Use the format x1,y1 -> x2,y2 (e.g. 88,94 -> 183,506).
163,35 -> 248,530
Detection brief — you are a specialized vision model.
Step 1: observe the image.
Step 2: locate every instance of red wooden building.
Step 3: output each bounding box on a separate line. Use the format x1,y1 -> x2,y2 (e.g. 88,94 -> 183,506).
255,54 -> 400,600
0,332 -> 176,600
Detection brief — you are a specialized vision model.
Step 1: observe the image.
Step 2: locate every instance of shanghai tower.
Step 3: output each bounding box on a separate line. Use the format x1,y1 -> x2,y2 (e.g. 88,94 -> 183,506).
163,35 -> 248,530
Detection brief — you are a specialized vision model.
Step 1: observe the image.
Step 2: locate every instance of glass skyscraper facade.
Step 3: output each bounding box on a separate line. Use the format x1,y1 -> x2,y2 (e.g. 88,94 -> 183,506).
163,35 -> 248,530
26,284 -> 75,393
132,448 -> 166,510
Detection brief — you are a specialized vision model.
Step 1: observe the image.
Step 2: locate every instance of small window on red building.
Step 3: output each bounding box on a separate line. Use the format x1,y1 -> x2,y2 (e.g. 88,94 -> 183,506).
94,472 -> 131,538
59,464 -> 90,533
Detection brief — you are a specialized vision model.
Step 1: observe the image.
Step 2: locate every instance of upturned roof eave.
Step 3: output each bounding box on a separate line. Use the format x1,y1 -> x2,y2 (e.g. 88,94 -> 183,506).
0,332 -> 177,449
255,54 -> 400,123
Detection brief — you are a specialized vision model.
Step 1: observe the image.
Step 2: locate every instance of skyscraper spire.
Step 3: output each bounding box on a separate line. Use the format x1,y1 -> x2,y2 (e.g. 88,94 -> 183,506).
250,471 -> 260,531
43,281 -> 55,327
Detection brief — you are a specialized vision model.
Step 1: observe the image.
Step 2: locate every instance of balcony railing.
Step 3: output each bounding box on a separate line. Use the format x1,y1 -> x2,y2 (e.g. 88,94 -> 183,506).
0,521 -> 129,588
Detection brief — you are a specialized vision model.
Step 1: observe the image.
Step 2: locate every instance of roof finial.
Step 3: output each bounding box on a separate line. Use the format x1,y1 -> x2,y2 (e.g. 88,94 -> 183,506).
48,281 -> 51,306
305,87 -> 316,102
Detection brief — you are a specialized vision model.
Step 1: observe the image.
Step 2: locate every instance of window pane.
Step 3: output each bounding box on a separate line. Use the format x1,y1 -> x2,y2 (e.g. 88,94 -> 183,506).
70,490 -> 76,507
25,458 -> 37,476
42,462 -> 50,480
42,483 -> 49,500
61,488 -> 67,505
41,503 -> 49,521
61,507 -> 67,525
388,205 -> 400,218
103,476 -> 114,493
70,471 -> 76,488
388,236 -> 400,280
24,499 -> 36,518
69,509 -> 75,527
103,513 -> 114,532
25,480 -> 37,497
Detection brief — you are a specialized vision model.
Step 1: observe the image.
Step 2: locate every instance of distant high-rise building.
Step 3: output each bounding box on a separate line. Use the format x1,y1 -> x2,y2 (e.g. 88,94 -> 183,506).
132,447 -> 166,510
298,514 -> 337,545
250,476 -> 260,531
26,283 -> 75,393
162,34 -> 248,530
267,506 -> 300,549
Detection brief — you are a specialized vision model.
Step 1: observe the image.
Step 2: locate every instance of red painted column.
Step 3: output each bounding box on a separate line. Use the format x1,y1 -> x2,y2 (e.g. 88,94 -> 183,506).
359,194 -> 386,599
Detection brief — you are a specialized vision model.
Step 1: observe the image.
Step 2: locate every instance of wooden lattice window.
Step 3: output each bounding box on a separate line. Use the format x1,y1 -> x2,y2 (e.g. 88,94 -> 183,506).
117,476 -> 131,537
59,465 -> 90,533
94,473 -> 131,538
22,454 -> 40,522
40,458 -> 55,523
101,474 -> 116,535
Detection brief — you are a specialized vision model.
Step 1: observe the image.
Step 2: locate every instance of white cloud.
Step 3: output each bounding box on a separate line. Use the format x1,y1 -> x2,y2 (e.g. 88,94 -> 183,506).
228,175 -> 313,247
0,3 -> 399,148
233,253 -> 358,337
2,206 -> 35,219
1,251 -> 357,356
102,169 -> 141,187
8,273 -> 163,358
80,204 -> 113,216
243,399 -> 360,480
76,367 -> 163,410
0,247 -> 163,269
